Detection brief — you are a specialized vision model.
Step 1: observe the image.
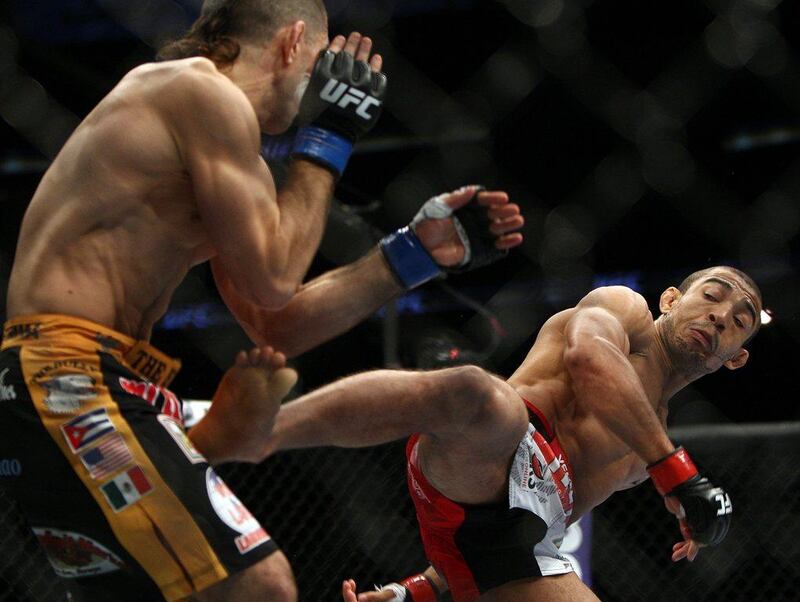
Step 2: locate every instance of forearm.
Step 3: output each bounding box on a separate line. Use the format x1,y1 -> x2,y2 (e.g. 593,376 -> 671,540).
216,249 -> 404,357
567,338 -> 673,463
272,159 -> 336,286
266,249 -> 402,356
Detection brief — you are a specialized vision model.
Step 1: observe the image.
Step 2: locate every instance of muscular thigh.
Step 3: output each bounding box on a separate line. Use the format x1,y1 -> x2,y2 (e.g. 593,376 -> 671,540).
419,375 -> 528,505
480,572 -> 600,602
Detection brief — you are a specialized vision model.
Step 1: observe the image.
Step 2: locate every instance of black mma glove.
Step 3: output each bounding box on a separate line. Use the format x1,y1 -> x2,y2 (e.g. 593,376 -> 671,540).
446,188 -> 508,273
380,186 -> 509,290
291,49 -> 387,176
647,447 -> 732,546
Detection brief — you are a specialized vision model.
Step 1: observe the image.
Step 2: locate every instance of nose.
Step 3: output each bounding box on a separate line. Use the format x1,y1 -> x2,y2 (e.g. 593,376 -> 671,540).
708,309 -> 729,332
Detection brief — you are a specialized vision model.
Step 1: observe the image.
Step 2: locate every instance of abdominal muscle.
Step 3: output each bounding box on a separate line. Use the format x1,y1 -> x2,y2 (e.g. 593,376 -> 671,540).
6,65 -> 212,340
509,318 -> 653,523
558,419 -> 649,522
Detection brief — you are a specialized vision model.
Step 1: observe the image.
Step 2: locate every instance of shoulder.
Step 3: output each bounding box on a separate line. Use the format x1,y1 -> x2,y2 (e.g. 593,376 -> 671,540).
141,59 -> 259,146
576,286 -> 653,342
165,59 -> 252,116
576,286 -> 649,317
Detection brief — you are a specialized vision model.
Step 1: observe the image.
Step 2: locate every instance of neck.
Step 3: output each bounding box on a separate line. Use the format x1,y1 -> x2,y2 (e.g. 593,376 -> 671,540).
652,317 -> 698,401
221,45 -> 274,124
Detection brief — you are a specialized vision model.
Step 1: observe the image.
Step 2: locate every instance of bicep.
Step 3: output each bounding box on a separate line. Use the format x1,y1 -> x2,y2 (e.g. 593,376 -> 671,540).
167,71 -> 288,303
566,287 -> 651,354
565,307 -> 630,355
189,148 -> 278,263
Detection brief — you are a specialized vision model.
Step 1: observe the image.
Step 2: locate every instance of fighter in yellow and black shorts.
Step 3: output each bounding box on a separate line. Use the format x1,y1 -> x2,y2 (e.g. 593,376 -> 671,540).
0,315 -> 277,601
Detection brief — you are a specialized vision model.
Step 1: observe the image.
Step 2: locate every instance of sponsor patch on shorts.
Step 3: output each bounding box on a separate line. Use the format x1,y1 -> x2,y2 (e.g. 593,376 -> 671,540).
118,377 -> 183,422
0,458 -> 22,477
0,368 -> 16,401
32,527 -> 125,578
61,408 -> 115,453
79,433 -> 134,481
157,414 -> 206,464
100,466 -> 153,512
205,467 -> 269,554
42,374 -> 96,415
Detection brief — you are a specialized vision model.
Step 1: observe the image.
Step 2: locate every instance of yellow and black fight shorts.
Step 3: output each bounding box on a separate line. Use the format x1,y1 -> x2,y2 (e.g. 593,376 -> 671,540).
0,315 -> 277,601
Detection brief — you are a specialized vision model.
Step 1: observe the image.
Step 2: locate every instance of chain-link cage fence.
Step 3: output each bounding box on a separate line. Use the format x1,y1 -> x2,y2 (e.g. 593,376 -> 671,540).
1,0 -> 799,600
593,423 -> 800,601
1,423 -> 798,601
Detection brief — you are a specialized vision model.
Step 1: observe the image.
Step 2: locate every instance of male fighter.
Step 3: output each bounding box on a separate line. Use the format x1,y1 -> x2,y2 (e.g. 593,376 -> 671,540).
257,266 -> 760,601
1,0 -> 362,597
0,0 -> 525,598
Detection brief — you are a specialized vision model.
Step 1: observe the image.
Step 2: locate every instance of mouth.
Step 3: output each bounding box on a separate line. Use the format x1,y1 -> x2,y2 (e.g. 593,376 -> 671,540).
688,328 -> 713,352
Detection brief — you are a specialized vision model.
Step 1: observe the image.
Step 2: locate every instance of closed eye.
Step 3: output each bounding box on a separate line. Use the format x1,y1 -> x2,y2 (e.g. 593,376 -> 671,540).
704,293 -> 717,301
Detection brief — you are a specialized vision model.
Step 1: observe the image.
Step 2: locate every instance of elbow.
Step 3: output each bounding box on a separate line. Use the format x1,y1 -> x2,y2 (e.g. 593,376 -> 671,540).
256,331 -> 304,359
241,280 -> 296,311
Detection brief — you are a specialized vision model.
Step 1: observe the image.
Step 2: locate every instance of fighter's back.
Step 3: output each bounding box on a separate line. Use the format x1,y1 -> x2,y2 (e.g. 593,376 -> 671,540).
6,58 -> 262,339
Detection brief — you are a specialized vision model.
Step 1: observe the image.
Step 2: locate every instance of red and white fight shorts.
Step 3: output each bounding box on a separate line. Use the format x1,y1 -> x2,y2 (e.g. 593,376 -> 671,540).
406,399 -> 575,601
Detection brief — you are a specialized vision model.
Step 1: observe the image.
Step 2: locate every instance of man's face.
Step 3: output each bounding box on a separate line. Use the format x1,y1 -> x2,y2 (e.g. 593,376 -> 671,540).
661,269 -> 761,375
294,30 -> 329,104
264,29 -> 328,134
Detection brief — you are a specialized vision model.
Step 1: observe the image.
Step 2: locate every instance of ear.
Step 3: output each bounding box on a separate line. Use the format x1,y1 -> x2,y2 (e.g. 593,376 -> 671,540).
659,287 -> 681,314
279,21 -> 306,65
724,348 -> 749,370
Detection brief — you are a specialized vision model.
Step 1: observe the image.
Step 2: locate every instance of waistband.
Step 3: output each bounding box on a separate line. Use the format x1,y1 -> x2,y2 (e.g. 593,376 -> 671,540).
522,398 -> 555,442
521,397 -> 574,485
1,314 -> 181,388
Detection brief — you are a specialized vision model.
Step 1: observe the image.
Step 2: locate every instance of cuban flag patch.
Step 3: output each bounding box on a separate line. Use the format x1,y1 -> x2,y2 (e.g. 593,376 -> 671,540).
79,433 -> 134,481
100,466 -> 153,512
61,408 -> 115,453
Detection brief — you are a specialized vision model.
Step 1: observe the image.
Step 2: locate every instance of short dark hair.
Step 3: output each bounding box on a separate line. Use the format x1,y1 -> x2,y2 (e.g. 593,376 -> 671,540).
157,0 -> 327,67
678,265 -> 763,344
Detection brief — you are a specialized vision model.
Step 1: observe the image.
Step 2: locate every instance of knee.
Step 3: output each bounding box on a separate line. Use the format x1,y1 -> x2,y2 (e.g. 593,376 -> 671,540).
450,364 -> 498,399
196,551 -> 297,602
431,364 -> 506,421
258,570 -> 297,602
254,554 -> 297,602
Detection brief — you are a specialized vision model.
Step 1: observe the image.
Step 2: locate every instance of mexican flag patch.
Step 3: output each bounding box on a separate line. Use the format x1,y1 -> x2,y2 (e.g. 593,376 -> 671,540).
100,466 -> 153,512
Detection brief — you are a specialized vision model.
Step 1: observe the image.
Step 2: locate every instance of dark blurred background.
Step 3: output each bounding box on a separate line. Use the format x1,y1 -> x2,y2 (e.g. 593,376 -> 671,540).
2,0 -> 798,423
1,1 -> 799,600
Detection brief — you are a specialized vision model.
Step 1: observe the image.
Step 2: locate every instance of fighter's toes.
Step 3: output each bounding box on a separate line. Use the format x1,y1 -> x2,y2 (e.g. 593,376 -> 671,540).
268,367 -> 298,401
269,350 -> 287,372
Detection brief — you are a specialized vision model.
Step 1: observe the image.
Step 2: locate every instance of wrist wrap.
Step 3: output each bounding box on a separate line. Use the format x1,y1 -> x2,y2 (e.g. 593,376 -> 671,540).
380,226 -> 441,290
261,133 -> 293,163
400,574 -> 442,602
290,126 -> 353,177
647,446 -> 699,496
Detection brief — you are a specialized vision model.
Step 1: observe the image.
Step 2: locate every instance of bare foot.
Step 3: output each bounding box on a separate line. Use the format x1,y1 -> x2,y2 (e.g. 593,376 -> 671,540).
188,347 -> 298,463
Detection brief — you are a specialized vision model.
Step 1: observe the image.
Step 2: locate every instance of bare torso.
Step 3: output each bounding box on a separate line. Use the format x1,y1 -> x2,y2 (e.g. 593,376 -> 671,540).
6,58 -> 260,339
508,307 -> 667,521
418,304 -> 668,525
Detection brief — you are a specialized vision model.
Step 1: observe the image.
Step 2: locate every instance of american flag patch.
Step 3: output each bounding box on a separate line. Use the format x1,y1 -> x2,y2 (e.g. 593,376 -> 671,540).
79,433 -> 134,480
61,408 -> 115,453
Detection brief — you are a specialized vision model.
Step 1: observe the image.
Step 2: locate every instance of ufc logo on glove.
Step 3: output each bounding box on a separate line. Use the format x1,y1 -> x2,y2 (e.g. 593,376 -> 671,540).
319,79 -> 382,120
715,493 -> 732,516
291,49 -> 387,176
